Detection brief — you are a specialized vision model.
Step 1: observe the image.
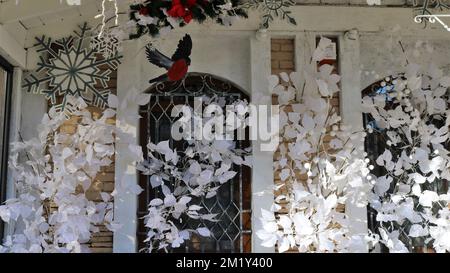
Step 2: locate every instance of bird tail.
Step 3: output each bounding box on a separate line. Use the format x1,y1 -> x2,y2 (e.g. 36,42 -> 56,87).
149,74 -> 169,84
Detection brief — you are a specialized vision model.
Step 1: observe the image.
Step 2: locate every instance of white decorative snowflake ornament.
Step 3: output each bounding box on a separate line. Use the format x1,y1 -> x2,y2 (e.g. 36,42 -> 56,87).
91,29 -> 121,59
22,23 -> 122,115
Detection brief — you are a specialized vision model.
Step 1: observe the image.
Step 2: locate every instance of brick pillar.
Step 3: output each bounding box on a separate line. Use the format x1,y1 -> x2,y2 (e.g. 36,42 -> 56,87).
271,39 -> 295,75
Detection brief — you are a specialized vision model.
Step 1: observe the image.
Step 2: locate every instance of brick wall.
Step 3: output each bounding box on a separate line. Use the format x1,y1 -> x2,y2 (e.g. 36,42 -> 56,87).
56,57 -> 116,253
271,37 -> 341,177
86,108 -> 115,253
58,110 -> 115,253
271,39 -> 295,75
271,38 -> 295,252
271,37 -> 297,196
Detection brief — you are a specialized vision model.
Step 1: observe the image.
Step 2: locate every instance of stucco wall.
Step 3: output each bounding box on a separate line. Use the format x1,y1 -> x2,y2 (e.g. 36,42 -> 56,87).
360,33 -> 450,88
137,33 -> 252,93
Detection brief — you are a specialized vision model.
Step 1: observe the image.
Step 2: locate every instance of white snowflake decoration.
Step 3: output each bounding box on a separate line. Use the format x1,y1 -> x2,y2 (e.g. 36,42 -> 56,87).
22,23 -> 122,115
242,0 -> 297,28
90,29 -> 121,60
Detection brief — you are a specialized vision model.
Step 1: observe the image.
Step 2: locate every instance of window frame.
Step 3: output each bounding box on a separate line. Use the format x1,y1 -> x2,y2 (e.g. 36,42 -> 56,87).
0,55 -> 14,239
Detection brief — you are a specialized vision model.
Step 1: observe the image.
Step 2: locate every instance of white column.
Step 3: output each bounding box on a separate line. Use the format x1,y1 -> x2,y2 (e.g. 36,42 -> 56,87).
4,68 -> 23,237
6,68 -> 23,190
339,29 -> 369,251
250,31 -> 275,253
302,32 -> 320,98
113,40 -> 140,253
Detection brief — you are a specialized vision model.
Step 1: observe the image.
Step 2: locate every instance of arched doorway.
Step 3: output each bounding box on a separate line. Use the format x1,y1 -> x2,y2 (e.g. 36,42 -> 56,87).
137,73 -> 252,253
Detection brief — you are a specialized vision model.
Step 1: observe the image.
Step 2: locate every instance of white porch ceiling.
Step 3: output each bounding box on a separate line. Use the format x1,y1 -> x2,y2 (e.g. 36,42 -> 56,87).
0,0 -> 446,50
0,0 -> 110,28
295,0 -> 418,6
0,0 -> 135,49
0,0 -> 425,30
0,0 -> 446,68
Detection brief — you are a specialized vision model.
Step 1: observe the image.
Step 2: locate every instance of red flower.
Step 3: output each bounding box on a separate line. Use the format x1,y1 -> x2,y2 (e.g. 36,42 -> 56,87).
167,0 -> 197,23
139,6 -> 149,16
168,59 -> 189,81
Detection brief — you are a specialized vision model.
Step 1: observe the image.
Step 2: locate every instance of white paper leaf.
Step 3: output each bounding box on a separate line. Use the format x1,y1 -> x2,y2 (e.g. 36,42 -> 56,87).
374,176 -> 392,196
280,72 -> 289,82
268,75 -> 279,91
278,237 -> 290,253
149,198 -> 164,206
419,190 -> 439,207
196,227 -> 211,237
409,224 -> 428,237
150,175 -> 163,188
129,183 -> 143,195
189,205 -> 203,211
218,171 -> 237,184
164,194 -> 177,207
280,169 -> 290,182
100,192 -> 111,202
108,94 -> 119,108
189,162 -> 202,175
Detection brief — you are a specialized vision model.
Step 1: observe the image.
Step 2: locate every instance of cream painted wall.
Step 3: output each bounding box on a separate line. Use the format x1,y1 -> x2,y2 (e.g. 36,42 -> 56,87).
135,32 -> 252,92
360,34 -> 450,88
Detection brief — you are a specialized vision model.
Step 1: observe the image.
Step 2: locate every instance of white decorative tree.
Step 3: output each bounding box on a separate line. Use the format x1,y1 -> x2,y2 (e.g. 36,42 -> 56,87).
0,93 -> 147,253
0,97 -> 118,252
362,63 -> 450,253
257,38 -> 374,253
138,98 -> 252,252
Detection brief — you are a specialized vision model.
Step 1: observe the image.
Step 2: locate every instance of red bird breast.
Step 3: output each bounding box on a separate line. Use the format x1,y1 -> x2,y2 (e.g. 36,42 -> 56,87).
168,59 -> 188,81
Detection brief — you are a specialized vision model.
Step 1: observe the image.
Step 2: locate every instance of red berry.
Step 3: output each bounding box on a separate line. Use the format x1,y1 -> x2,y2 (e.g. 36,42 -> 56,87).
139,7 -> 149,16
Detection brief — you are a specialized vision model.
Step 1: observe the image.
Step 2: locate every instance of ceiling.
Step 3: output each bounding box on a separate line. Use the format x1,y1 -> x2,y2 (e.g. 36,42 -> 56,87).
0,0 -> 425,30
295,0 -> 416,6
0,0 -> 442,49
0,0 -> 126,29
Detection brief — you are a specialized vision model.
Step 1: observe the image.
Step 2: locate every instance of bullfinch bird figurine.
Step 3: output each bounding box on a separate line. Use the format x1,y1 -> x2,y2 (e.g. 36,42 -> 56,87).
146,34 -> 193,84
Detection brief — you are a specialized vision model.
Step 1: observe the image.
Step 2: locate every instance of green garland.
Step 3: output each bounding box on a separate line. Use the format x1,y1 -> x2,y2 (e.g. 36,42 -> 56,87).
129,0 -> 248,39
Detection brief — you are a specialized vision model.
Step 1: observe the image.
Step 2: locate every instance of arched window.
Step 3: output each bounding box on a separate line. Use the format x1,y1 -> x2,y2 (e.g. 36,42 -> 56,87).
137,73 -> 252,253
362,76 -> 449,252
